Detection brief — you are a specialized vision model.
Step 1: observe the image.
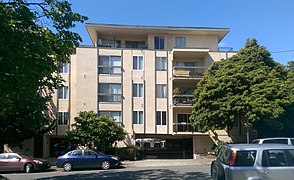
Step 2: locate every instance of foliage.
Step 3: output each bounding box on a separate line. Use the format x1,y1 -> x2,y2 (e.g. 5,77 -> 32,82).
0,0 -> 87,151
66,111 -> 126,153
105,146 -> 141,161
211,141 -> 226,155
190,39 -> 294,136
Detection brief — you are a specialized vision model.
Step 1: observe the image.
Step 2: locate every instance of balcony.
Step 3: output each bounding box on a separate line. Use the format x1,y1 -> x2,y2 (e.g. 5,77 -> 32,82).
173,95 -> 194,106
173,66 -> 205,79
97,39 -> 148,49
173,122 -> 199,132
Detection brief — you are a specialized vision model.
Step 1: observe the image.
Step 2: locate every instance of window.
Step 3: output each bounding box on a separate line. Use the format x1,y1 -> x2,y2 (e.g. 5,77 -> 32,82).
71,150 -> 82,156
154,36 -> 164,49
156,57 -> 167,71
175,37 -> 186,48
133,56 -> 144,70
133,111 -> 144,124
133,83 -> 144,97
156,111 -> 167,125
98,56 -> 121,75
99,111 -> 122,125
59,62 -> 69,73
7,154 -> 20,159
58,112 -> 69,125
234,150 -> 257,166
84,150 -> 96,156
262,150 -> 288,167
98,83 -> 122,102
58,86 -> 69,99
125,41 -> 146,49
156,84 -> 167,98
177,114 -> 191,123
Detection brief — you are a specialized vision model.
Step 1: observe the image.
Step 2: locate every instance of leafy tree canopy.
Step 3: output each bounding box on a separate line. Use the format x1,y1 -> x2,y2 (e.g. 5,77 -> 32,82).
0,0 -> 87,151
190,39 -> 294,136
66,111 -> 126,153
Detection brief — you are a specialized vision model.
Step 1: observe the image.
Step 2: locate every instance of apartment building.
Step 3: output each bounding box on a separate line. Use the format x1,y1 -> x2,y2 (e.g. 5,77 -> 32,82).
13,23 -> 236,158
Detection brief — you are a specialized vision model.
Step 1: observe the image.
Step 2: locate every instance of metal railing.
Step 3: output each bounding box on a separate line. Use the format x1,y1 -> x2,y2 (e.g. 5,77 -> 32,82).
97,40 -> 148,49
173,66 -> 205,78
173,95 -> 194,106
173,122 -> 199,132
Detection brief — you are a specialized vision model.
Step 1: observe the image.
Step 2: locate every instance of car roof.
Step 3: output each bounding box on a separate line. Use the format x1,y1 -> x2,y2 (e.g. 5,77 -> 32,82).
222,144 -> 294,150
0,153 -> 19,155
255,137 -> 294,140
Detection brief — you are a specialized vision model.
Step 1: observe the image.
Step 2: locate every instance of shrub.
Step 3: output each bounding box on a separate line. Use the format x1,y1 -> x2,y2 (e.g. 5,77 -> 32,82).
105,146 -> 141,161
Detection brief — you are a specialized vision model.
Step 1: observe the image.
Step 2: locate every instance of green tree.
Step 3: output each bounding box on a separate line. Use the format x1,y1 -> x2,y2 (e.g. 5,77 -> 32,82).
66,111 -> 126,153
190,39 -> 293,138
0,0 -> 87,152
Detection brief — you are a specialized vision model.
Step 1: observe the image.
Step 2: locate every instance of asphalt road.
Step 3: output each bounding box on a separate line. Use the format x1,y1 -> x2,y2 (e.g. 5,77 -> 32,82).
0,165 -> 212,180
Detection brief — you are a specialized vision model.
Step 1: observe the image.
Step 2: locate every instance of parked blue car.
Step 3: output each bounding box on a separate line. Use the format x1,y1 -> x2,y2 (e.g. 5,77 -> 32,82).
56,149 -> 121,171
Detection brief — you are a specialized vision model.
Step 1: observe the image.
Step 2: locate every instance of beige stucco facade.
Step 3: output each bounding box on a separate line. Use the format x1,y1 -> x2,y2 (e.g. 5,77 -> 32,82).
11,24 -> 237,158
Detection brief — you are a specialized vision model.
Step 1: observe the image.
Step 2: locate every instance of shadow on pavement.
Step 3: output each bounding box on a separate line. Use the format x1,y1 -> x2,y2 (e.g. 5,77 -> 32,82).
37,168 -> 211,180
0,168 -> 57,174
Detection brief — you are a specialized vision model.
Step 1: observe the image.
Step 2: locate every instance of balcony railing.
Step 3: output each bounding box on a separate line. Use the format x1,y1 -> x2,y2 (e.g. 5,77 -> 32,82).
173,66 -> 205,78
173,95 -> 194,106
97,39 -> 148,49
173,122 -> 199,132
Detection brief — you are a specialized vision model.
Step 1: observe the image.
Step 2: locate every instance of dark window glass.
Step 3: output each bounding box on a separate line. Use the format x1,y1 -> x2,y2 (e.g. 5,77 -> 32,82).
72,150 -> 82,156
234,151 -> 256,166
156,111 -> 161,125
219,148 -> 231,165
275,139 -> 288,144
262,150 -> 287,167
251,140 -> 260,144
154,36 -> 164,49
162,112 -> 167,125
84,150 -> 96,156
263,139 -> 275,144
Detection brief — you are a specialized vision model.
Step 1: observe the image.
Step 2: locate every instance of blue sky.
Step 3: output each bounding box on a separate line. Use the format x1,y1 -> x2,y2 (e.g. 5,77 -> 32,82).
68,0 -> 294,65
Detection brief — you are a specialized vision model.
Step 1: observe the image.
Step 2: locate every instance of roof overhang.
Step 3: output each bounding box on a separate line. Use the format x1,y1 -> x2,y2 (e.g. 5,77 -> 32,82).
86,23 -> 229,45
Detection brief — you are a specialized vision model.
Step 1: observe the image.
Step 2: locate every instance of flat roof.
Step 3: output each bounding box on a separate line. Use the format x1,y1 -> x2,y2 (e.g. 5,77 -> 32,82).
85,23 -> 230,45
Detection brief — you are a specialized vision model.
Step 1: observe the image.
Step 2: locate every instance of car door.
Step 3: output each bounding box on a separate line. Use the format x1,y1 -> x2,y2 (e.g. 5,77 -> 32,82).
68,150 -> 83,168
6,154 -> 22,171
0,154 -> 8,171
259,149 -> 294,180
83,150 -> 99,168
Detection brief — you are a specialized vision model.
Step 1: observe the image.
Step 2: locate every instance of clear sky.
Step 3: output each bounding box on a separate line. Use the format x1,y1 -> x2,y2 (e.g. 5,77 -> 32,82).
67,0 -> 294,65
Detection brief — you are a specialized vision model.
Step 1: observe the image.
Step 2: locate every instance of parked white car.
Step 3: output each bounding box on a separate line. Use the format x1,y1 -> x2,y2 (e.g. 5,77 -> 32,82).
252,137 -> 294,145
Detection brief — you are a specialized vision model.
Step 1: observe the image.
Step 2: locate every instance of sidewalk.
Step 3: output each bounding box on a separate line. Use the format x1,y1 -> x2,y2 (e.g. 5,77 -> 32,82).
122,156 -> 213,168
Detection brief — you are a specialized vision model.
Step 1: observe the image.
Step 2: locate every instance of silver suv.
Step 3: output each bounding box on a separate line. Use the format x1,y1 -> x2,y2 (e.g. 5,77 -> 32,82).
211,144 -> 294,180
252,137 -> 294,145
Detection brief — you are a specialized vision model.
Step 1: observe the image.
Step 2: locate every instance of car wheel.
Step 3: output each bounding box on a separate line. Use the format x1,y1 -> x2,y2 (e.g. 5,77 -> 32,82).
101,160 -> 110,170
25,163 -> 34,173
211,161 -> 225,180
63,162 -> 72,171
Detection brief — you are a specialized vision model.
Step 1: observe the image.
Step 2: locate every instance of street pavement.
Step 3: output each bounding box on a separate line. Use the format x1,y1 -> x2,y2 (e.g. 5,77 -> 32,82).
0,157 -> 214,180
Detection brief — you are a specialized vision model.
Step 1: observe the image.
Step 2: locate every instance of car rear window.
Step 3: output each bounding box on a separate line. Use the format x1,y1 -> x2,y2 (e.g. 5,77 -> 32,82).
252,140 -> 259,144
234,150 -> 257,166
